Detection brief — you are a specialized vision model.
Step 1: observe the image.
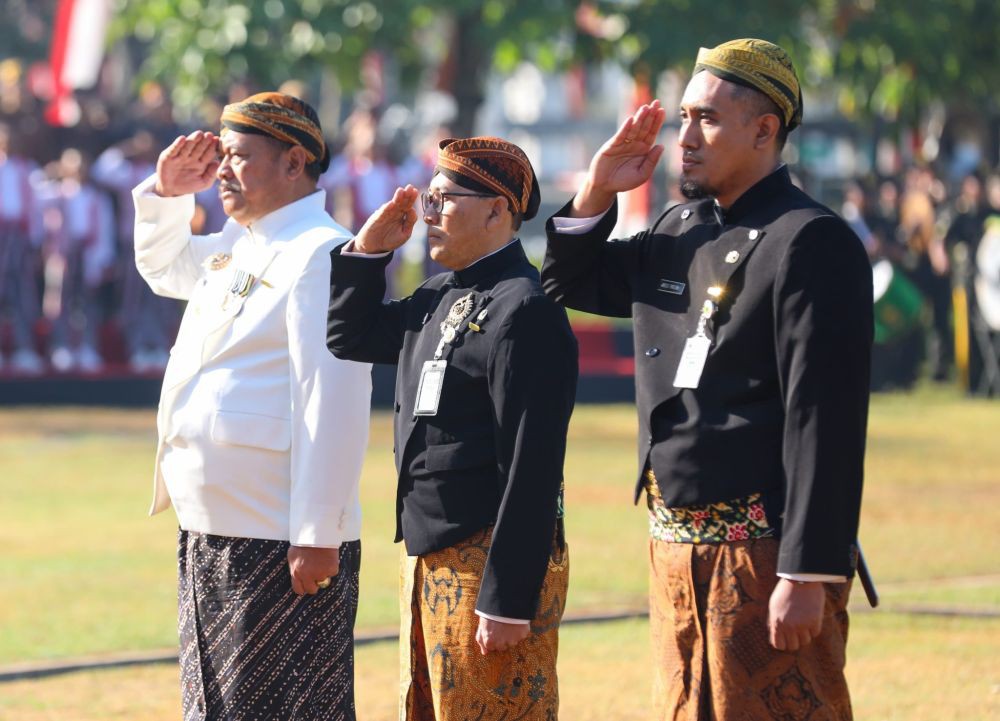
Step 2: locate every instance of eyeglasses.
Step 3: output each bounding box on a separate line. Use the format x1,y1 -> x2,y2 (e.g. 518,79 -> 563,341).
420,188 -> 497,215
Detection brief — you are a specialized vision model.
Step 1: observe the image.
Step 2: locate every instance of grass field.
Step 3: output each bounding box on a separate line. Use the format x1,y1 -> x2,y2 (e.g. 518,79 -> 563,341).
1,386 -> 999,718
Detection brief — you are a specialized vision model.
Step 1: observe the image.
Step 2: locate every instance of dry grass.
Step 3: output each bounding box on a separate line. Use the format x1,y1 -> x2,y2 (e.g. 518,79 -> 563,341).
1,386 -> 999,718
2,615 -> 998,721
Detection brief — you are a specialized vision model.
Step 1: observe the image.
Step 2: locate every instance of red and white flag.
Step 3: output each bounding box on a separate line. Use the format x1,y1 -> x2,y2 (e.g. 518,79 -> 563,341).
45,0 -> 112,127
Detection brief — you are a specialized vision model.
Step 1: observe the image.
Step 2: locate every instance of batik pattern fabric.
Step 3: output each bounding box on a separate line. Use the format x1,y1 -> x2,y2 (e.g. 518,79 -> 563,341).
177,530 -> 361,721
649,536 -> 853,721
644,468 -> 775,543
399,527 -> 568,721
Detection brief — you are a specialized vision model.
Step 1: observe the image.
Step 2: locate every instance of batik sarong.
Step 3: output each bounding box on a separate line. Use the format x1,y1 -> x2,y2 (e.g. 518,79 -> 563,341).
177,530 -> 361,721
400,527 -> 568,721
649,536 -> 853,721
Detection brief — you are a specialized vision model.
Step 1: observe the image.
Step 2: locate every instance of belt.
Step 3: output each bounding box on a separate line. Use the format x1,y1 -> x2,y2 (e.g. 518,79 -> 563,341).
644,468 -> 775,543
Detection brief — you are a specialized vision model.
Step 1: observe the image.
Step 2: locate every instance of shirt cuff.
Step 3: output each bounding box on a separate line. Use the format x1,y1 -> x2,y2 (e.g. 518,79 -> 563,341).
475,610 -> 530,625
551,208 -> 611,235
778,572 -> 849,583
339,239 -> 390,257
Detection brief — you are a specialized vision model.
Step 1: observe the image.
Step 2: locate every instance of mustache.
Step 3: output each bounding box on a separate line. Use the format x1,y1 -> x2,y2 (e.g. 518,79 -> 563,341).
219,181 -> 241,193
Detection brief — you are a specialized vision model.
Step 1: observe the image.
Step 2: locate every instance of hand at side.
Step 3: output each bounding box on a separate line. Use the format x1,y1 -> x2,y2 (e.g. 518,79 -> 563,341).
767,578 -> 826,651
287,545 -> 340,596
475,616 -> 531,655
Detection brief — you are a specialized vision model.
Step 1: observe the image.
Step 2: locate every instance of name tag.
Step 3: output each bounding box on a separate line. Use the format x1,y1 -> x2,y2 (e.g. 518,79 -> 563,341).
414,360 -> 447,416
657,279 -> 686,295
673,334 -> 711,388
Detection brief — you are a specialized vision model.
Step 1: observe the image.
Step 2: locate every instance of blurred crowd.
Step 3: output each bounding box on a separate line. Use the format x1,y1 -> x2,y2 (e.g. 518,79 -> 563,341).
0,70 -> 998,394
840,167 -> 1000,394
0,76 -> 445,376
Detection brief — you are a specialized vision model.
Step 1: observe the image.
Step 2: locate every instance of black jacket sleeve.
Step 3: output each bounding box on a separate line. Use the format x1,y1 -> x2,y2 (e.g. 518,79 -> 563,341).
773,216 -> 873,576
476,295 -> 579,619
326,243 -> 407,365
540,198 -> 636,318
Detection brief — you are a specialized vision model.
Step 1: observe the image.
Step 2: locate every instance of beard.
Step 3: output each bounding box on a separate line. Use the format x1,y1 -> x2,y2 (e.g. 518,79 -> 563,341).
679,175 -> 714,200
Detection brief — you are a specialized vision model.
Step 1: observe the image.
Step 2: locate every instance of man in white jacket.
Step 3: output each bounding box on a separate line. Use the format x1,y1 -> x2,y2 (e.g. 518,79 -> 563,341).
133,92 -> 371,721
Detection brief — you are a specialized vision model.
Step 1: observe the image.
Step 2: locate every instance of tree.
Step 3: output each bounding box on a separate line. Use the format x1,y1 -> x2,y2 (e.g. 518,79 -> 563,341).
110,0 -> 1000,149
111,0 -> 599,134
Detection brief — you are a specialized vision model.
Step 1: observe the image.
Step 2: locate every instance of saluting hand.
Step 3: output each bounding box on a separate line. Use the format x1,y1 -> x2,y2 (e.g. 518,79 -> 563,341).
155,130 -> 220,197
571,100 -> 667,217
351,185 -> 420,254
767,578 -> 827,651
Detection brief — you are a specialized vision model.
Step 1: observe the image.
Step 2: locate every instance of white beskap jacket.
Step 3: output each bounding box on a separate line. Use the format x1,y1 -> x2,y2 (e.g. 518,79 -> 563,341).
133,176 -> 371,546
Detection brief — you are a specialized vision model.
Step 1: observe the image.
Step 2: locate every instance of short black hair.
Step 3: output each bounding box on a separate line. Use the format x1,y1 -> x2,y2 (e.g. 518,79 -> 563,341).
729,84 -> 788,152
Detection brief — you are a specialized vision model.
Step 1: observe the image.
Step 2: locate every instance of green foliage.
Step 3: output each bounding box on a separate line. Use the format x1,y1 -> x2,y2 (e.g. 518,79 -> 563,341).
7,0 -> 1000,128
800,0 -> 1000,122
110,0 -> 586,114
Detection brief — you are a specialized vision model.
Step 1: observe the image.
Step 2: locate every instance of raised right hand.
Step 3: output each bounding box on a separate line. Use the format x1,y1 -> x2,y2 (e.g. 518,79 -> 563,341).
571,100 -> 667,217
351,185 -> 420,254
154,131 -> 220,197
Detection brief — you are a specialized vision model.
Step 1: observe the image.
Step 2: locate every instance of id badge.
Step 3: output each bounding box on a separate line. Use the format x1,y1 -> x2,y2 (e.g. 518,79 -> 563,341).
673,334 -> 711,389
414,360 -> 447,416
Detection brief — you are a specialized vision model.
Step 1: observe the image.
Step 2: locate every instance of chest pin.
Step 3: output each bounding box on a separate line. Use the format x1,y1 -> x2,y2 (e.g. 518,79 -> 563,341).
725,250 -> 740,264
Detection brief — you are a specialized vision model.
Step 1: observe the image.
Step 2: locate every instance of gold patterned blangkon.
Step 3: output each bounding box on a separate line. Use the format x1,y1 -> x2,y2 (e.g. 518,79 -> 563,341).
694,38 -> 802,130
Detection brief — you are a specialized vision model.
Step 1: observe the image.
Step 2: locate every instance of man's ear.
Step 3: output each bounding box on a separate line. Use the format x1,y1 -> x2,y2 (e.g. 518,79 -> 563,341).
285,145 -> 308,181
484,197 -> 506,230
754,114 -> 781,150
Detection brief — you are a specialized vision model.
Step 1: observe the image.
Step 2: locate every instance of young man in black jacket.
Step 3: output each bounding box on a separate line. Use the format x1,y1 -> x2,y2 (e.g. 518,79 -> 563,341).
542,39 -> 872,720
328,137 -> 577,721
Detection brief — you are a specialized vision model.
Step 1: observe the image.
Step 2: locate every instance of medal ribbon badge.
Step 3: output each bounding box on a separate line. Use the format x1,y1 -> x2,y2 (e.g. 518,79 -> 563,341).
222,268 -> 257,311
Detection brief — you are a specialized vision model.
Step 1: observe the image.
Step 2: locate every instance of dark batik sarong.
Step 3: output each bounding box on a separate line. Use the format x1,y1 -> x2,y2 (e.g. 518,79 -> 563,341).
649,537 -> 853,721
177,530 -> 361,721
400,528 -> 568,721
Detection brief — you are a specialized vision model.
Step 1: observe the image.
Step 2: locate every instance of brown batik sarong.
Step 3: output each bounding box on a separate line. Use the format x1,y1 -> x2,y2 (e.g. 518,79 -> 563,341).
399,527 -> 569,721
649,537 -> 853,721
177,530 -> 361,721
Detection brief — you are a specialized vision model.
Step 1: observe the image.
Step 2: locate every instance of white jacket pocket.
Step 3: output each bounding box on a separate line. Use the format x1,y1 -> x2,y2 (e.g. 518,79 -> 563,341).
211,410 -> 291,452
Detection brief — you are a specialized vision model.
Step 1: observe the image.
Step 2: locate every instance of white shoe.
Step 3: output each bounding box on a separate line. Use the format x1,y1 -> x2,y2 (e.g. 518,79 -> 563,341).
76,345 -> 104,373
10,348 -> 45,375
51,346 -> 75,372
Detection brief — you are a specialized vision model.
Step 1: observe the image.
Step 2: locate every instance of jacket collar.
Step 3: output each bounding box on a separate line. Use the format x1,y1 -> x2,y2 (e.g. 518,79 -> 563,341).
718,164 -> 792,225
451,239 -> 527,289
246,189 -> 327,244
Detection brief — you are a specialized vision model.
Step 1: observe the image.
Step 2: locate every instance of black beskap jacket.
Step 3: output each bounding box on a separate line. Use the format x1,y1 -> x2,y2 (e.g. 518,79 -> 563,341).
541,167 -> 872,577
328,240 -> 578,618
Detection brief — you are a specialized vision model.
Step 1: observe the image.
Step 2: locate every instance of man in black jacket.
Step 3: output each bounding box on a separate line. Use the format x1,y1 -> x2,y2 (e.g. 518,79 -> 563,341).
327,137 -> 577,721
542,39 -> 871,720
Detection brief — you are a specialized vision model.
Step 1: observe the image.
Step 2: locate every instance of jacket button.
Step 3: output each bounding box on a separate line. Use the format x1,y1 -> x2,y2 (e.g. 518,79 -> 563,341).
645,347 -> 660,357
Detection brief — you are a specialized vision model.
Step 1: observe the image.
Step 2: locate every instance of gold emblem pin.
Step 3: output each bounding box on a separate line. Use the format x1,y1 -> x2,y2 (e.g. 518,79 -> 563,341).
205,252 -> 232,271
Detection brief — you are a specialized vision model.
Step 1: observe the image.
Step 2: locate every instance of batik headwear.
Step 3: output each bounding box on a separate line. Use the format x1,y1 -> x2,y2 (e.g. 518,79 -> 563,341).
693,39 -> 803,132
220,92 -> 330,173
435,137 -> 541,220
